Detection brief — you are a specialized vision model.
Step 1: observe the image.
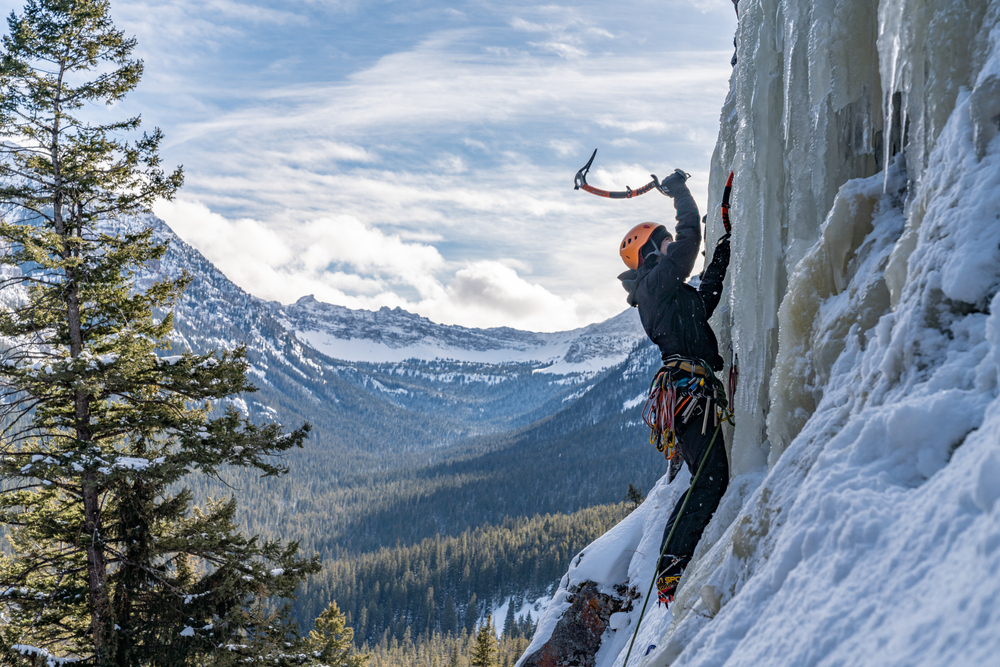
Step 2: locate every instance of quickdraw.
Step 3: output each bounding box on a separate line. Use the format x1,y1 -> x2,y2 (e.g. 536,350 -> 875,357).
641,356 -> 731,460
574,149 -> 671,199
729,346 -> 739,410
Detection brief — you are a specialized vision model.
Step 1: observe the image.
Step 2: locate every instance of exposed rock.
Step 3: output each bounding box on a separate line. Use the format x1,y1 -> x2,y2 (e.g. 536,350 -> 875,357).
520,581 -> 635,667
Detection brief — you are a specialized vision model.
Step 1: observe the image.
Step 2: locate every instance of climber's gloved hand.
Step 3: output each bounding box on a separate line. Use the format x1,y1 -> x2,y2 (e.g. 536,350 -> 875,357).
658,168 -> 690,198
717,233 -> 731,247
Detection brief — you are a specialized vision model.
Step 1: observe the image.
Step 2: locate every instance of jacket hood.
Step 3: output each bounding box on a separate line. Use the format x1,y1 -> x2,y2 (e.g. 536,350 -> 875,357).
618,260 -> 657,308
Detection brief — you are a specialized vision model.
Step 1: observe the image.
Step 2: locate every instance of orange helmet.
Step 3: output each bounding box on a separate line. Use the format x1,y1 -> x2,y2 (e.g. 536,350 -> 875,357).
620,222 -> 665,270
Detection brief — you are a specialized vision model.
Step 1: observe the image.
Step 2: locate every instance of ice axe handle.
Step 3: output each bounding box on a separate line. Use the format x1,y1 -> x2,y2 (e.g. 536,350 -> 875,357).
721,171 -> 734,234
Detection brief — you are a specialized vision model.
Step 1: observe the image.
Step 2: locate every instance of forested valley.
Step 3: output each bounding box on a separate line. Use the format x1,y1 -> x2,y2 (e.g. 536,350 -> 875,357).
293,502 -> 635,645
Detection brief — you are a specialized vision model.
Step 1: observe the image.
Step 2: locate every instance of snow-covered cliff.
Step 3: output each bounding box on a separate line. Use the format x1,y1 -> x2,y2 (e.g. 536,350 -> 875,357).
520,0 -> 1000,665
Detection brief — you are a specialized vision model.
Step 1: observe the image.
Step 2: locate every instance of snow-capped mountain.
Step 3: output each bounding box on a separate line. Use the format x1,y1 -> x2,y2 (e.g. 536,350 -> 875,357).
274,294 -> 645,372
113,214 -> 674,562
126,213 -> 652,465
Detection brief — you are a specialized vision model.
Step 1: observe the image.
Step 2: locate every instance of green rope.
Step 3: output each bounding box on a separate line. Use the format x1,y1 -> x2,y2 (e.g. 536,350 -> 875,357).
621,420 -> 723,667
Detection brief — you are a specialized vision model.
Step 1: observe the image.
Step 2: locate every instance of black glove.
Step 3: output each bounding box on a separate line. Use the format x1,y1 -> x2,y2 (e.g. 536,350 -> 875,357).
658,169 -> 690,198
716,233 -> 731,247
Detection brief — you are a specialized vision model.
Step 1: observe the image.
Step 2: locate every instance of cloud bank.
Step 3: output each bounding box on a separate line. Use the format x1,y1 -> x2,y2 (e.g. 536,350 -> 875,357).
0,0 -> 738,331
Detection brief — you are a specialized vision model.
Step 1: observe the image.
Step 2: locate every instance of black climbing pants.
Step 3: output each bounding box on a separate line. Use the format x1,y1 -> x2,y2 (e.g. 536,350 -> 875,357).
655,418 -> 729,578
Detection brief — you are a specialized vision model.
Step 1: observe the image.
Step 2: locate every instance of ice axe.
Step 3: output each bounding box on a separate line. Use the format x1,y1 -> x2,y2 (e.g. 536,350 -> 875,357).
574,149 -> 671,199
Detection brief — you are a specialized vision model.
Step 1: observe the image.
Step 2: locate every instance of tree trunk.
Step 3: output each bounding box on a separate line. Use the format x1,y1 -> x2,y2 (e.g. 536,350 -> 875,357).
51,68 -> 114,664
83,472 -> 113,663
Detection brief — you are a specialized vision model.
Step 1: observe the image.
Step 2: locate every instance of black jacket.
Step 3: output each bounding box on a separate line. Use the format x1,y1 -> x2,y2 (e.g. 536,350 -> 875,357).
618,183 -> 731,371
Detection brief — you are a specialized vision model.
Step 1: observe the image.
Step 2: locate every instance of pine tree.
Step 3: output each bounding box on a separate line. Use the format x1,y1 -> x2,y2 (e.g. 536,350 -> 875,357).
307,602 -> 369,667
424,586 -> 437,637
464,593 -> 478,634
502,600 -> 516,638
469,615 -> 497,667
442,594 -> 458,636
624,483 -> 646,513
0,1 -> 318,664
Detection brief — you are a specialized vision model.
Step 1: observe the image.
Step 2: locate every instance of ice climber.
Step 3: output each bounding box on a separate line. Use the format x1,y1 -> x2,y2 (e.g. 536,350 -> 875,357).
617,168 -> 732,606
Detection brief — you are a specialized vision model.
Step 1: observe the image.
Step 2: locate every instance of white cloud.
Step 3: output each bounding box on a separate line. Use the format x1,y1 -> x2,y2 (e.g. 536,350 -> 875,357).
155,199 -> 447,295
273,141 -> 377,164
596,118 -> 671,134
530,41 -> 587,59
155,199 -> 293,265
50,0 -> 739,332
201,0 -> 308,26
509,17 -> 547,33
153,198 -> 605,331
548,139 -> 581,157
432,154 -> 468,174
445,261 -> 576,323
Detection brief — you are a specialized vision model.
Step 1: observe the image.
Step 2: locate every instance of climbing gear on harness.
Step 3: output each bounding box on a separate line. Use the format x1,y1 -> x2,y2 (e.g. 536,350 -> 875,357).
620,222 -> 668,270
574,148 -> 678,199
621,419 -> 726,667
642,356 -> 728,460
721,171 -> 734,234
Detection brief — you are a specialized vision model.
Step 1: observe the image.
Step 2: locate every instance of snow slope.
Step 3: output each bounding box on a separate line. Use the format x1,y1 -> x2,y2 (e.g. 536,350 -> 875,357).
520,0 -> 1000,665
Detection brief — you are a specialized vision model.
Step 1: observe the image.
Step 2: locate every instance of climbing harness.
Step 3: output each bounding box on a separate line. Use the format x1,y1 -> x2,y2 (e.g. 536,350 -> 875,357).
574,149 -> 673,199
621,417 -> 727,667
642,356 -> 729,461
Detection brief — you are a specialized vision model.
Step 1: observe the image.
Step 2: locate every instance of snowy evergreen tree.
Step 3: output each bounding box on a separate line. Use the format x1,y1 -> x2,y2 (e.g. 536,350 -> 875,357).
0,1 -> 317,665
469,615 -> 497,667
463,593 -> 478,634
307,602 -> 369,667
624,483 -> 645,513
442,594 -> 458,635
424,586 -> 437,636
502,600 -> 515,638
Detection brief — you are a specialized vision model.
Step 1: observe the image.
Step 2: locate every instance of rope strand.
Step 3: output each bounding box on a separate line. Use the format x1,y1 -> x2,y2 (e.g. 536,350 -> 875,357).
621,419 -> 725,667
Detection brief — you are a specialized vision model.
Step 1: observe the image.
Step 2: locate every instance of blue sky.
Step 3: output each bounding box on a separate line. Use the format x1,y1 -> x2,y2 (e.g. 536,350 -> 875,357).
3,0 -> 738,331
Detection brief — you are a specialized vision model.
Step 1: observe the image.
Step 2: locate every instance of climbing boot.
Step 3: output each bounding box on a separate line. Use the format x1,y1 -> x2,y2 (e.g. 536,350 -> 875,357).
655,554 -> 686,606
656,573 -> 681,606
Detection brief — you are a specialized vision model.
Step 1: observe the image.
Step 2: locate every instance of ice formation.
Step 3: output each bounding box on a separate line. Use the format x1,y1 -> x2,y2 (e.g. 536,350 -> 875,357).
520,0 -> 1000,664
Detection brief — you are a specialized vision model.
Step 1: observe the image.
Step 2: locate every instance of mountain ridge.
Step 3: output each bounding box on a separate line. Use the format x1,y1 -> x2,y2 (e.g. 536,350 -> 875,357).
273,293 -> 645,369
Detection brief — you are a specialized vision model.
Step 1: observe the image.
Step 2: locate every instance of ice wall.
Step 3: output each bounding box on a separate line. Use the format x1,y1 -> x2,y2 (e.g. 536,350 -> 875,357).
708,0 -> 998,467
707,0 -> 889,474
521,0 -> 1000,666
653,0 -> 1000,660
